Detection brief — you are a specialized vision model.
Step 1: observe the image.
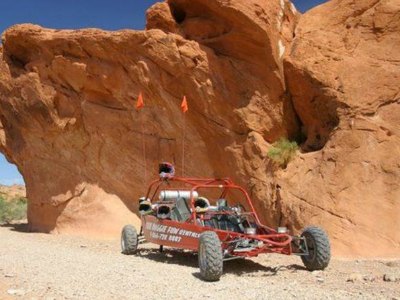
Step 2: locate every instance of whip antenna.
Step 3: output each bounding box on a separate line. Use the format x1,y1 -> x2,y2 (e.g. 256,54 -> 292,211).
180,96 -> 189,177
136,92 -> 147,187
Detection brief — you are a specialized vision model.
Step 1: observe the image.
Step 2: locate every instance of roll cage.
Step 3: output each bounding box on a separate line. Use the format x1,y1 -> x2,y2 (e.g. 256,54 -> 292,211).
145,176 -> 276,233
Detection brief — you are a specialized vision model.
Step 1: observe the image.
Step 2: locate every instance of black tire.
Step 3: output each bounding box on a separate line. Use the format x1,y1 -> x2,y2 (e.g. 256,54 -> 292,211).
121,225 -> 138,255
198,231 -> 223,281
301,226 -> 331,271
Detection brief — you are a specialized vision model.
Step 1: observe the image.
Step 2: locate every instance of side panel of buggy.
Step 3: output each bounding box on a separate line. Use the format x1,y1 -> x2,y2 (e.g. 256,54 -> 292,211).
142,214 -> 295,257
142,215 -> 233,250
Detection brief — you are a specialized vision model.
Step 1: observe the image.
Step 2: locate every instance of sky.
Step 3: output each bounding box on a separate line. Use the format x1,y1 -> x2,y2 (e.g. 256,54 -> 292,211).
0,0 -> 327,185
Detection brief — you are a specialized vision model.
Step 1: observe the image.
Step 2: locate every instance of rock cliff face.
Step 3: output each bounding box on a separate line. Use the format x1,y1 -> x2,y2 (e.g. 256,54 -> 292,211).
0,0 -> 298,238
281,0 -> 400,257
0,0 -> 398,256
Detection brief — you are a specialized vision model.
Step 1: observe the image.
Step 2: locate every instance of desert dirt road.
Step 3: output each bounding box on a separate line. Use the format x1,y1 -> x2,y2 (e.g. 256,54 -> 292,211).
0,224 -> 399,300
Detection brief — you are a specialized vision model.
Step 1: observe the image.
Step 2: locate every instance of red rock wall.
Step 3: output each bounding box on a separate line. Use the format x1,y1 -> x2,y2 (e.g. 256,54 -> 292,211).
282,0 -> 400,257
0,0 -> 298,237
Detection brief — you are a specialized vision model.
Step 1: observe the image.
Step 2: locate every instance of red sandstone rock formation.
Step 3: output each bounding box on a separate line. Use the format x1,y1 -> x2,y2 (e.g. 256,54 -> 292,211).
0,0 -> 298,238
281,0 -> 400,257
0,0 -> 398,256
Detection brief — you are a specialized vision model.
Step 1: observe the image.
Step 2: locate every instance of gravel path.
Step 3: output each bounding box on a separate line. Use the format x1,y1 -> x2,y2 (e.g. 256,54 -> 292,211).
0,224 -> 399,300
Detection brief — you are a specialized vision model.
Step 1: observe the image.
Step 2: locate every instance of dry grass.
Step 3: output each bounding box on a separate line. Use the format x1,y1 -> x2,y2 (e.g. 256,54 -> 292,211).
267,138 -> 299,168
0,195 -> 27,224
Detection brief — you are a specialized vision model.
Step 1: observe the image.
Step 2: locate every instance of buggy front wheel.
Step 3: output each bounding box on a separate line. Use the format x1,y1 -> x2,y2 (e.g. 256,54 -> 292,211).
121,225 -> 138,255
300,226 -> 331,270
198,231 -> 223,281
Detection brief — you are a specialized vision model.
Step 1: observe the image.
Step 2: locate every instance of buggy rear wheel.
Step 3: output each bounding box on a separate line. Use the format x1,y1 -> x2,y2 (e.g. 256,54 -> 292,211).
121,225 -> 138,255
198,231 -> 223,281
301,226 -> 330,270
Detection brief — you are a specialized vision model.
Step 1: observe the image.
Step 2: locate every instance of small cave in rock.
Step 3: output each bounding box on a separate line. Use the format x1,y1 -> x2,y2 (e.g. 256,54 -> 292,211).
284,63 -> 341,153
297,115 -> 340,153
169,3 -> 187,24
285,98 -> 339,153
303,99 -> 340,153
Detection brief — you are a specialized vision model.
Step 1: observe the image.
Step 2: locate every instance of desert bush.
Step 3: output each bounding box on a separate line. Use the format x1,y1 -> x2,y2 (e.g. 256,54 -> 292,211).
0,195 -> 27,224
267,138 -> 299,168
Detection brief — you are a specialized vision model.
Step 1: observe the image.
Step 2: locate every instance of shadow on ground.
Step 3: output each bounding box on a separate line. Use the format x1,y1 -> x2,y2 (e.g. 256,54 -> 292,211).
0,222 -> 29,232
137,247 -> 306,280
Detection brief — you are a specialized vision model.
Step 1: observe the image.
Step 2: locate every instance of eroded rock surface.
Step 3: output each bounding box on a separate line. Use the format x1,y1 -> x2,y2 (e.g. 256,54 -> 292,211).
0,0 -> 298,237
0,0 -> 399,256
281,0 -> 400,256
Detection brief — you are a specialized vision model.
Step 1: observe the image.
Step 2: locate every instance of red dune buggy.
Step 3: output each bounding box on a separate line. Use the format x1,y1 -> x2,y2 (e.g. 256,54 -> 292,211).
121,163 -> 330,281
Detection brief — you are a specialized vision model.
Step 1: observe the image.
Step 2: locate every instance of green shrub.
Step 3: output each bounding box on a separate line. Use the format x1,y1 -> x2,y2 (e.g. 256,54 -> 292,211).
0,195 -> 27,224
267,138 -> 299,168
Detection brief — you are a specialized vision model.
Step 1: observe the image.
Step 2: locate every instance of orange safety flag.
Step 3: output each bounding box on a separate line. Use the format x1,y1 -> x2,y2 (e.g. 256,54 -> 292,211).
136,92 -> 144,110
181,96 -> 188,113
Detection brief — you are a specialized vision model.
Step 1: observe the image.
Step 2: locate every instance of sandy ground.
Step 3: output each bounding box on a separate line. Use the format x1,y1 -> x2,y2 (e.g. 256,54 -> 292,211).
0,224 -> 399,300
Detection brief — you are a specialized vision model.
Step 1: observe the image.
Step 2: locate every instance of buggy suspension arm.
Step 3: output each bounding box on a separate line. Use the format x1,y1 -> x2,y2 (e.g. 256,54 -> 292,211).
249,234 -> 292,247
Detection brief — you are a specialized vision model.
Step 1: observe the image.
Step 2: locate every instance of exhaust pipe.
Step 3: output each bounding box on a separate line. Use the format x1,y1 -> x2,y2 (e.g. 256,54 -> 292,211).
157,205 -> 171,219
138,197 -> 153,215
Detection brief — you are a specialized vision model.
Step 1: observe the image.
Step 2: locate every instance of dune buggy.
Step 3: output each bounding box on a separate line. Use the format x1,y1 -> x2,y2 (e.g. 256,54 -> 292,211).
121,163 -> 330,281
